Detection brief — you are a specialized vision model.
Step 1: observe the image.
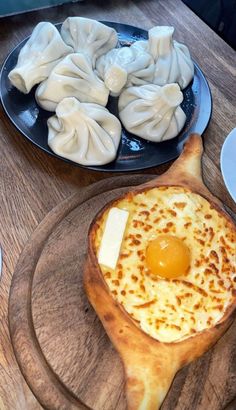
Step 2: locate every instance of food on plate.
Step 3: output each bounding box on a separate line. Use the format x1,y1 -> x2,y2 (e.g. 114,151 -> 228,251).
47,97 -> 121,165
61,17 -> 118,67
84,135 -> 236,409
147,26 -> 194,89
118,83 -> 186,141
96,42 -> 155,96
7,18 -> 197,166
35,53 -> 109,111
8,22 -> 72,94
93,185 -> 236,343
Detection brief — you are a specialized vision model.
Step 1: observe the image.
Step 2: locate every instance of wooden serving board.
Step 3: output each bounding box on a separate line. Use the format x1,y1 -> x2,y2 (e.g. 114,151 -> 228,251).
9,175 -> 236,410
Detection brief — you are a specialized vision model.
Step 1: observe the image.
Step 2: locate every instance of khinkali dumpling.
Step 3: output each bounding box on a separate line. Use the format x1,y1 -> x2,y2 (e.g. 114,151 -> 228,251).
61,17 -> 118,67
148,26 -> 194,89
8,22 -> 72,94
118,83 -> 186,142
48,97 -> 121,165
96,42 -> 155,96
36,53 -> 109,111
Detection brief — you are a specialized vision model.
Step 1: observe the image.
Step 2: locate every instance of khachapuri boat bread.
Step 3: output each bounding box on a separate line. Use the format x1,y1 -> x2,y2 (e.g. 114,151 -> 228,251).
94,187 -> 236,343
8,22 -> 73,94
47,97 -> 121,166
118,83 -> 186,141
35,53 -> 109,111
84,134 -> 236,410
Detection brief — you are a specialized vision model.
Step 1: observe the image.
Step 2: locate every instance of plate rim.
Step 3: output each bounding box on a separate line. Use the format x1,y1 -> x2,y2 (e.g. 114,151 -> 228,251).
0,21 -> 212,173
220,127 -> 236,203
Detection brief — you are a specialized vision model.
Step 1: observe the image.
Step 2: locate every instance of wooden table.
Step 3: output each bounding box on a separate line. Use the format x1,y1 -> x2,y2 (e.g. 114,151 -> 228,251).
0,0 -> 235,409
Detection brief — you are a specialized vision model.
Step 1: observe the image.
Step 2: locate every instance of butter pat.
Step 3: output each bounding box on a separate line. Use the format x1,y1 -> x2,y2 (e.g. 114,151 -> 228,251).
98,207 -> 129,270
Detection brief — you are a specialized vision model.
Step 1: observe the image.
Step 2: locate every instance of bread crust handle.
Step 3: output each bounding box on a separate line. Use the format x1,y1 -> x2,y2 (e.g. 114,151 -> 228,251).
164,132 -> 203,181
141,133 -> 222,208
123,349 -> 178,410
84,255 -> 178,410
120,314 -> 232,410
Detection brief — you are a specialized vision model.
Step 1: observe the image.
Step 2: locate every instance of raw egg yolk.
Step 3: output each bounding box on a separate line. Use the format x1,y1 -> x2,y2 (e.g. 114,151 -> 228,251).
146,235 -> 191,279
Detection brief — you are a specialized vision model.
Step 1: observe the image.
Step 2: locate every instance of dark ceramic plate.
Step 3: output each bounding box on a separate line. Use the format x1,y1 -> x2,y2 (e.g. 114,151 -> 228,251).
0,22 -> 212,172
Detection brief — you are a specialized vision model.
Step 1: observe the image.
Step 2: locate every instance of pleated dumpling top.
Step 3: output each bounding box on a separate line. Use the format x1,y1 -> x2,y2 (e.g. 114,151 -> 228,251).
96,41 -> 155,96
36,53 -> 109,112
118,83 -> 186,142
61,17 -> 118,67
8,22 -> 72,93
48,97 -> 122,165
148,26 -> 194,89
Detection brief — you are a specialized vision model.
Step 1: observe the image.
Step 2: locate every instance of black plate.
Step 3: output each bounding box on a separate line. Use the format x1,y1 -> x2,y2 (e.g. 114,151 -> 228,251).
0,22 -> 212,172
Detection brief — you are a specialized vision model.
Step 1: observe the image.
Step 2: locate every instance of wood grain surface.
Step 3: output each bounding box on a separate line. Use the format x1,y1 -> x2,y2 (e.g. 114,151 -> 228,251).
0,0 -> 236,409
9,175 -> 150,410
8,171 -> 236,410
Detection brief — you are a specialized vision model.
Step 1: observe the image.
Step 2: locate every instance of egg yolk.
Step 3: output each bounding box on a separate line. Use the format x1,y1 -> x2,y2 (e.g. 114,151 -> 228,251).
146,235 -> 191,279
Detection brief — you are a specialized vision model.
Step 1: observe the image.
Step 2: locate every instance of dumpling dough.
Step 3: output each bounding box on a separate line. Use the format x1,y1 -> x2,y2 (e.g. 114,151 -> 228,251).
8,22 -> 72,94
35,53 -> 109,111
48,97 -> 122,165
96,42 -> 155,96
118,83 -> 186,142
148,26 -> 194,89
61,17 -> 118,67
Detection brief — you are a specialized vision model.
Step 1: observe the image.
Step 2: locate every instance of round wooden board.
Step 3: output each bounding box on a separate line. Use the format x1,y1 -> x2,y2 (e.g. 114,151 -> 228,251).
9,175 -> 236,410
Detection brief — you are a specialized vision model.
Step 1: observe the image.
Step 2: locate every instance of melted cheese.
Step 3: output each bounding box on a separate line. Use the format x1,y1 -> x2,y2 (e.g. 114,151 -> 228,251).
94,186 -> 236,343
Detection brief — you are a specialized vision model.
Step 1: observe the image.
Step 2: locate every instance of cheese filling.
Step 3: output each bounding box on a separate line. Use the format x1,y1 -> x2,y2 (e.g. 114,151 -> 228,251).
95,187 -> 236,343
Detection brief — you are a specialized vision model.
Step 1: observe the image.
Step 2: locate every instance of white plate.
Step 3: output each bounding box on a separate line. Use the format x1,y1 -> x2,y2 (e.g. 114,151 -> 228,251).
220,127 -> 236,202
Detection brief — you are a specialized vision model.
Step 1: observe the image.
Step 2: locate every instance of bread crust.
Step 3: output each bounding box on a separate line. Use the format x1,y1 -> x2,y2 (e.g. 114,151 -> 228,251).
84,134 -> 236,410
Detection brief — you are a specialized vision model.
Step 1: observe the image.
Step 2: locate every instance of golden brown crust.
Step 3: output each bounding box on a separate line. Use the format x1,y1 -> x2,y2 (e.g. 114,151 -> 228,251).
89,134 -> 233,232
84,134 -> 236,410
140,133 -> 222,209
